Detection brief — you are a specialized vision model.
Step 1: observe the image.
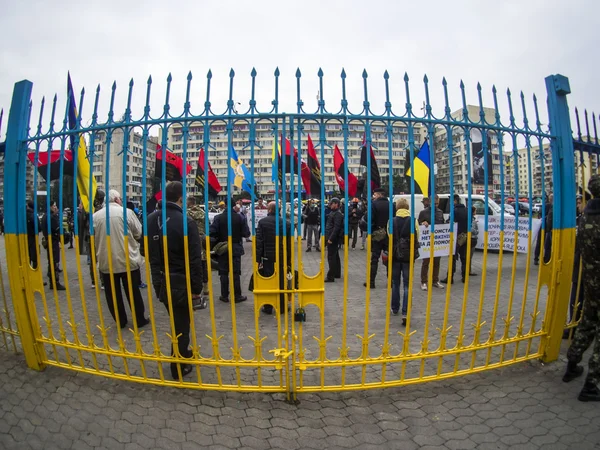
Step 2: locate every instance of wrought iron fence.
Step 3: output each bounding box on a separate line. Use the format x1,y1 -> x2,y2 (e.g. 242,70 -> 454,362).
1,68 -> 595,398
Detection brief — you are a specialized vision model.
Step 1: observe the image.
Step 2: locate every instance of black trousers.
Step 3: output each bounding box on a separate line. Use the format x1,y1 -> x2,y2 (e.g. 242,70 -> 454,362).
101,269 -> 146,328
349,224 -> 359,248
261,262 -> 286,313
326,241 -> 341,280
218,254 -> 242,299
162,300 -> 192,378
369,238 -> 387,283
28,237 -> 38,269
46,243 -> 61,284
450,243 -> 468,280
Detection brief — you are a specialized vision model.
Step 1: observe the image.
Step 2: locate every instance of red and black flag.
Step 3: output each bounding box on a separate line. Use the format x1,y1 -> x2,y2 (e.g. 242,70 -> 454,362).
304,134 -> 322,198
359,134 -> 381,192
155,144 -> 193,182
28,150 -> 75,181
334,144 -> 357,197
195,148 -> 222,197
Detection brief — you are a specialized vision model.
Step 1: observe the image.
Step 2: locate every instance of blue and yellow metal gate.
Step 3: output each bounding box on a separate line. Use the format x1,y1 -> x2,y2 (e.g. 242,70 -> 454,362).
1,69 -> 598,399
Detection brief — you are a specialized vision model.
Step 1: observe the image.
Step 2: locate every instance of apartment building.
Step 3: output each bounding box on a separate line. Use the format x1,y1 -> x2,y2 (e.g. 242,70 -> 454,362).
162,120 -> 425,198
91,129 -> 159,205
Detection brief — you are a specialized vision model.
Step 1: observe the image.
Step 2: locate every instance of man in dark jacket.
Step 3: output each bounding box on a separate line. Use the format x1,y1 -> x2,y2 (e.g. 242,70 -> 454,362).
442,194 -> 469,284
418,195 -> 446,290
563,174 -> 600,401
256,201 -> 292,314
564,194 -> 586,339
304,199 -> 320,252
26,201 -> 40,270
42,202 -> 66,290
324,198 -> 343,282
365,188 -> 390,288
147,181 -> 204,381
534,194 -> 553,265
348,198 -> 363,250
209,199 -> 250,303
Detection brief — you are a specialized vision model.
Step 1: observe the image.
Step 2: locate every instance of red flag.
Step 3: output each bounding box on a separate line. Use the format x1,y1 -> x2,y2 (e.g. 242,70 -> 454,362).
28,150 -> 74,181
305,134 -> 322,198
333,145 -> 357,197
360,134 -> 381,191
155,144 -> 193,182
195,148 -> 222,197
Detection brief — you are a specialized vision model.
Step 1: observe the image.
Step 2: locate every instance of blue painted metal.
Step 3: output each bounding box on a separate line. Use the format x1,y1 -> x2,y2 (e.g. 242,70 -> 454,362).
545,75 -> 575,230
3,80 -> 33,236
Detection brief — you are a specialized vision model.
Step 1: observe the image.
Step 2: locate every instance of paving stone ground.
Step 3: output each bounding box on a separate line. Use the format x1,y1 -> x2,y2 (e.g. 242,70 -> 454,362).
1,347 -> 600,450
1,234 -> 599,448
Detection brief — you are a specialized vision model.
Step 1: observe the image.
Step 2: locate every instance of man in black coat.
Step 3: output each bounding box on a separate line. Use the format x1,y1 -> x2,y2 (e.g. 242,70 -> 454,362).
365,188 -> 390,288
42,202 -> 66,290
304,199 -> 321,252
442,194 -> 469,284
26,201 -> 40,270
348,198 -> 363,250
209,199 -> 250,303
324,198 -> 343,282
147,181 -> 204,380
534,193 -> 553,265
255,201 -> 292,314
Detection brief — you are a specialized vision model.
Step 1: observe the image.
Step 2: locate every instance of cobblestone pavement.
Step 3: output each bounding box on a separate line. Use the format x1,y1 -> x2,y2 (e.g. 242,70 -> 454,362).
1,347 -> 600,450
1,235 -> 599,448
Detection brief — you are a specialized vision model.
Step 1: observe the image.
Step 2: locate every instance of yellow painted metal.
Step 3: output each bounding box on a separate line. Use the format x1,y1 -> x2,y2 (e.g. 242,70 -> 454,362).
541,227 -> 576,362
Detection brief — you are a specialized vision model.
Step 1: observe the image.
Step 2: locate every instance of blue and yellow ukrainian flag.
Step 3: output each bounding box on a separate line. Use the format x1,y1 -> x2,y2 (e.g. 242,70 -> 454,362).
229,145 -> 254,194
406,139 -> 431,197
67,74 -> 97,212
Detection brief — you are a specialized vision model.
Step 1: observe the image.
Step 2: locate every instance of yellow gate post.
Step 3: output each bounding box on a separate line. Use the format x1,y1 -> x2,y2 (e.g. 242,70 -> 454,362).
3,80 -> 45,370
541,74 -> 576,363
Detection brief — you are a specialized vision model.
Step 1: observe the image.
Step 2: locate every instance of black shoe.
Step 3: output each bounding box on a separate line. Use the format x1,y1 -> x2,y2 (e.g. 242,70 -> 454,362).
534,259 -> 539,266
119,322 -> 129,330
261,306 -> 273,315
461,277 -> 465,283
57,268 -> 63,273
469,272 -> 478,276
219,296 -> 229,303
306,248 -> 311,252
562,329 -> 572,340
324,278 -> 335,283
315,247 -> 321,252
234,296 -> 247,303
440,278 -> 454,285
54,283 -> 66,291
363,282 -> 375,288
578,382 -> 600,402
171,363 -> 193,381
563,362 -> 584,383
138,318 -> 150,328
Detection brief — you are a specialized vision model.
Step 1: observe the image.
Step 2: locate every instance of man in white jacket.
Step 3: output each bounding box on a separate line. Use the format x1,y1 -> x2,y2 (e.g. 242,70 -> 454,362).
93,190 -> 149,329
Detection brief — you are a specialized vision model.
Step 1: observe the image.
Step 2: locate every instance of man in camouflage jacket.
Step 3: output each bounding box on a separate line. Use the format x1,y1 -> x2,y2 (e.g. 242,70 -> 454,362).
563,174 -> 600,402
187,197 -> 209,296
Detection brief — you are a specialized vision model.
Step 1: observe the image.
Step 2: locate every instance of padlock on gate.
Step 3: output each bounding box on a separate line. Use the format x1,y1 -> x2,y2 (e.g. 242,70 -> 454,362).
294,307 -> 306,323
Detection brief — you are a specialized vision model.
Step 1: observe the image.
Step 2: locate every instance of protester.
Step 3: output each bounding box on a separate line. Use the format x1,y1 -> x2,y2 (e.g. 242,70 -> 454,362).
418,195 -> 445,290
324,198 -> 343,283
390,198 -> 419,325
469,205 -> 479,276
441,194 -> 468,284
42,202 -> 66,290
304,199 -> 321,252
534,193 -> 553,265
348,198 -> 363,250
562,174 -> 600,402
210,199 -> 250,303
26,201 -> 40,270
365,188 -> 389,288
93,190 -> 149,329
255,198 -> 268,210
148,181 -> 204,380
187,196 -> 209,297
359,198 -> 368,250
255,201 -> 292,314
67,208 -> 74,249
79,189 -> 105,289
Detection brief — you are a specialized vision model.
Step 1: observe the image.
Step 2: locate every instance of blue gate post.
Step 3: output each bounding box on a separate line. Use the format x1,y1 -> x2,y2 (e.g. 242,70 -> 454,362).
541,74 -> 576,362
4,80 -> 45,370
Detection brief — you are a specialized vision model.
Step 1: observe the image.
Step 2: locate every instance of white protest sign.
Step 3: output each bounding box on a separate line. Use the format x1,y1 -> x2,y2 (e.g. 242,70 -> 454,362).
417,224 -> 458,260
475,216 -> 541,253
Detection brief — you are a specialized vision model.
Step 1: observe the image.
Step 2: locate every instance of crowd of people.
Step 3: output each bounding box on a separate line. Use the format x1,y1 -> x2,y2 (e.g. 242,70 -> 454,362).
19,176 -> 600,398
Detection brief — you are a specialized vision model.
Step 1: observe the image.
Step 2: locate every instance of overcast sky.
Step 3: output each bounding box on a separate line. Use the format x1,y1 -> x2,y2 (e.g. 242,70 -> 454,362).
1,0 -> 599,139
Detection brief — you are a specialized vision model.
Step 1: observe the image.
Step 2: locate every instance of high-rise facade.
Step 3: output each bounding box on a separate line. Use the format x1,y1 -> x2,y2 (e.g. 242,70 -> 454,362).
161,120 -> 425,198
92,129 -> 159,205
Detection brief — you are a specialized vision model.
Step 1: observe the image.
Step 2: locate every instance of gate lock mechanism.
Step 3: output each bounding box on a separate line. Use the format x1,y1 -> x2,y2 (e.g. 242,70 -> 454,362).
294,307 -> 306,323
